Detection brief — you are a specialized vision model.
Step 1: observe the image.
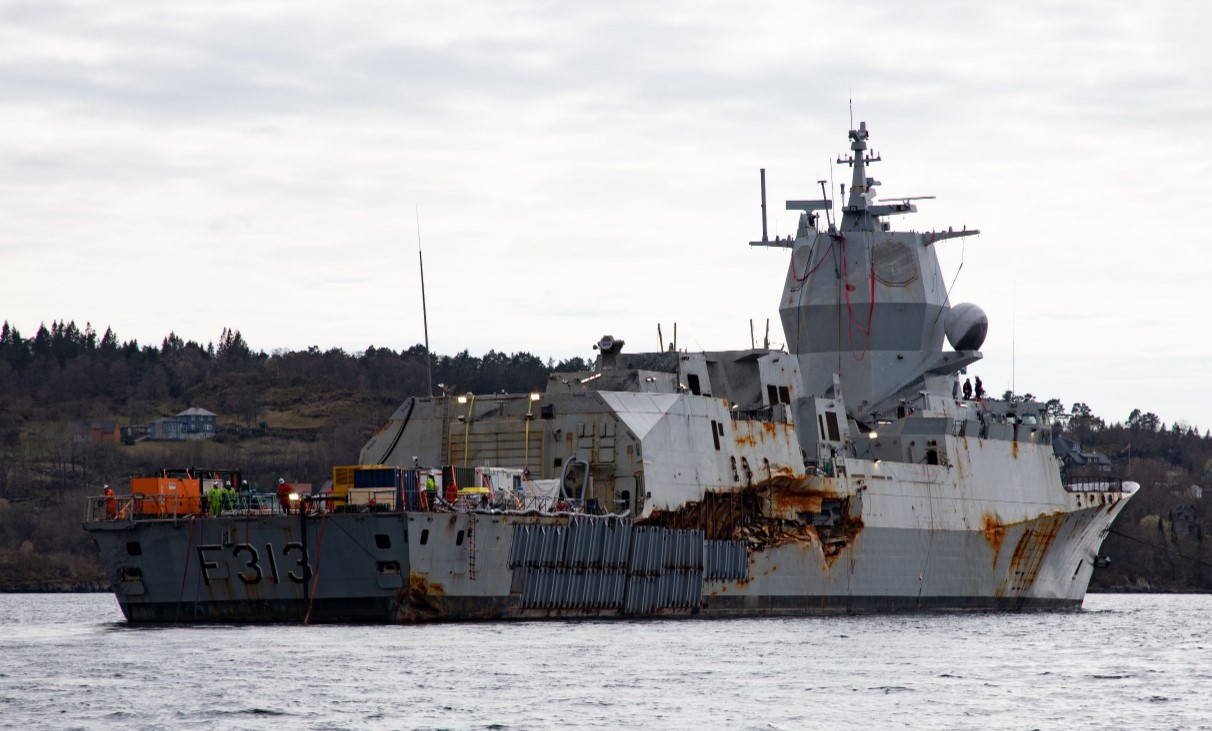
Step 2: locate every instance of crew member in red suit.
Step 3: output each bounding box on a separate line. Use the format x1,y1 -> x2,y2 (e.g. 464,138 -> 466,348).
277,478 -> 293,514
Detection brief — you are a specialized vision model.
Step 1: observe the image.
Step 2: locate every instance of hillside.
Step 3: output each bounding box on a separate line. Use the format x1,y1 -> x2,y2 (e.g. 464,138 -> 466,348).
0,321 -> 589,589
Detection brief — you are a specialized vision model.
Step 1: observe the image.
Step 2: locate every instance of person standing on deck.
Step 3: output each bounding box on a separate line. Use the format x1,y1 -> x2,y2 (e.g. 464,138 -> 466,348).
974,376 -> 985,400
277,478 -> 293,514
209,482 -> 223,516
425,473 -> 437,510
103,484 -> 116,519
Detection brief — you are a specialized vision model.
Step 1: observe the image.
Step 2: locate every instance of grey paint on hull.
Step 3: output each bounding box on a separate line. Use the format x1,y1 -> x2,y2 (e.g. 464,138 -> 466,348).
88,497 -> 1124,624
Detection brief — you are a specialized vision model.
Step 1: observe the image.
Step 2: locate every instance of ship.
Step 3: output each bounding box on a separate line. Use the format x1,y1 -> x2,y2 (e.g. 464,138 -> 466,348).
84,121 -> 1136,623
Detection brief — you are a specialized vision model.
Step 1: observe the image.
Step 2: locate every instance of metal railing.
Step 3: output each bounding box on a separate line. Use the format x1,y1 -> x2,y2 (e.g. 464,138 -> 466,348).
87,483 -> 613,522
1063,474 -> 1131,493
84,493 -> 311,522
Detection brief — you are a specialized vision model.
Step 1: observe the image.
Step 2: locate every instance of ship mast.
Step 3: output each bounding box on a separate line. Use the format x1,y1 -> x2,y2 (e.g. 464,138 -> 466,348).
838,121 -> 881,232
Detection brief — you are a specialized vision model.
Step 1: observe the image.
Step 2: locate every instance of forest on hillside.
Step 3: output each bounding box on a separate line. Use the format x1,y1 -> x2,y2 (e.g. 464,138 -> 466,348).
0,319 -> 1210,591
0,320 -> 590,588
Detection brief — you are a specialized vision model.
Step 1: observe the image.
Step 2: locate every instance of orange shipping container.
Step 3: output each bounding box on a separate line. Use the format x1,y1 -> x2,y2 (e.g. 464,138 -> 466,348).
130,476 -> 203,516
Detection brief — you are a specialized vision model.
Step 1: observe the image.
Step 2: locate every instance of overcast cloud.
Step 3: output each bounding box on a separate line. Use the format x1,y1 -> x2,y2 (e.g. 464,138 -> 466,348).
3,0 -> 1210,428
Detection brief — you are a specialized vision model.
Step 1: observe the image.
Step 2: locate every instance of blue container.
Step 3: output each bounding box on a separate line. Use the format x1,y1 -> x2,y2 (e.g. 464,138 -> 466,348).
354,467 -> 399,489
401,470 -> 422,511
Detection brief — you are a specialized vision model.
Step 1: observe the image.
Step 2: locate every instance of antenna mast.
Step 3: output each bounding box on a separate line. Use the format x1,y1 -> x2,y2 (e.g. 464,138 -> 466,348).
417,206 -> 433,398
1011,282 -> 1016,397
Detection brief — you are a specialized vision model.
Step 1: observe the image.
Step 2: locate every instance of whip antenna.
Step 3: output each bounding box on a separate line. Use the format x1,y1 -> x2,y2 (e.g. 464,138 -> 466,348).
417,205 -> 433,398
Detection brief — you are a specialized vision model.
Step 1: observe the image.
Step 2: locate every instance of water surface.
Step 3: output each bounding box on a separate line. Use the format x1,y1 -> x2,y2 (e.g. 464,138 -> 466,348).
0,593 -> 1207,730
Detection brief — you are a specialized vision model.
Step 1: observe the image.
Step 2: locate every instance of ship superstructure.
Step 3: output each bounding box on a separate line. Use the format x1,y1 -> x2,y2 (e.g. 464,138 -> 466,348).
84,122 -> 1135,622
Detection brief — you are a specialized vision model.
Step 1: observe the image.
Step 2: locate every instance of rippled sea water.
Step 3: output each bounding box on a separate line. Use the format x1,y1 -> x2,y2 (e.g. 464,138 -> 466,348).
0,593 -> 1208,730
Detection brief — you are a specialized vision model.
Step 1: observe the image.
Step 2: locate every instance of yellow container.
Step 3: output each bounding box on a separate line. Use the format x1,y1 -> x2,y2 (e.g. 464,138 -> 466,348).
331,466 -> 357,500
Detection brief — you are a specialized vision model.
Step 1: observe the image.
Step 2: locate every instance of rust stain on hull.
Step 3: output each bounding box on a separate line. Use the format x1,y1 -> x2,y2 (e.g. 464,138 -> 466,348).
993,513 -> 1066,598
981,511 -> 1007,569
396,572 -> 447,623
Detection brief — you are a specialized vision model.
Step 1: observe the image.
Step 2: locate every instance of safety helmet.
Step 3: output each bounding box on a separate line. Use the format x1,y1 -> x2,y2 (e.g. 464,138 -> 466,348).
279,478 -> 285,484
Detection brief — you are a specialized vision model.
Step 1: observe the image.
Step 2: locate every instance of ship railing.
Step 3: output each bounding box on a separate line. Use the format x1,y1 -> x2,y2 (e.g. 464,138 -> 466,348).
84,492 -> 301,522
469,492 -> 556,512
1064,475 -> 1131,493
84,493 -> 205,522
343,488 -> 400,512
225,494 -> 281,515
405,490 -> 594,516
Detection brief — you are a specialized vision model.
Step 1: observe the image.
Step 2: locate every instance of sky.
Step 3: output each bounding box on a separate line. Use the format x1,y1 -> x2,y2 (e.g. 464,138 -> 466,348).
3,0 -> 1210,429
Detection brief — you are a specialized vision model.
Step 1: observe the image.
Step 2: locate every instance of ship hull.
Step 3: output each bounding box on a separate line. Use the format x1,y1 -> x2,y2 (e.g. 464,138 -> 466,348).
86,489 -> 1128,624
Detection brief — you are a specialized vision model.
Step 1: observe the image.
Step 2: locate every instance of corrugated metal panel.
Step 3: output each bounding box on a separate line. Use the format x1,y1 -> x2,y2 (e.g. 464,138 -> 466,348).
622,570 -> 702,613
332,466 -> 357,499
511,517 -> 706,615
452,466 -> 477,490
704,540 -> 748,581
511,517 -> 634,569
624,575 -> 659,615
566,516 -> 633,569
401,470 -> 423,512
663,529 -> 705,570
353,467 -> 400,489
604,520 -> 632,568
520,568 -> 627,610
508,524 -> 569,568
637,526 -> 666,575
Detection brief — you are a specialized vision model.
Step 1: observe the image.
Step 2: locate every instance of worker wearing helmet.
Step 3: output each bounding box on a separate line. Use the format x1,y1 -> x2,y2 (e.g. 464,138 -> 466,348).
223,481 -> 236,512
277,478 -> 292,514
425,473 -> 437,510
209,481 -> 223,516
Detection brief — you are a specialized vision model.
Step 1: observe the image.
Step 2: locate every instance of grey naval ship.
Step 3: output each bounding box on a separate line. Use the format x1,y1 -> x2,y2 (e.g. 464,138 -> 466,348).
85,122 -> 1136,623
